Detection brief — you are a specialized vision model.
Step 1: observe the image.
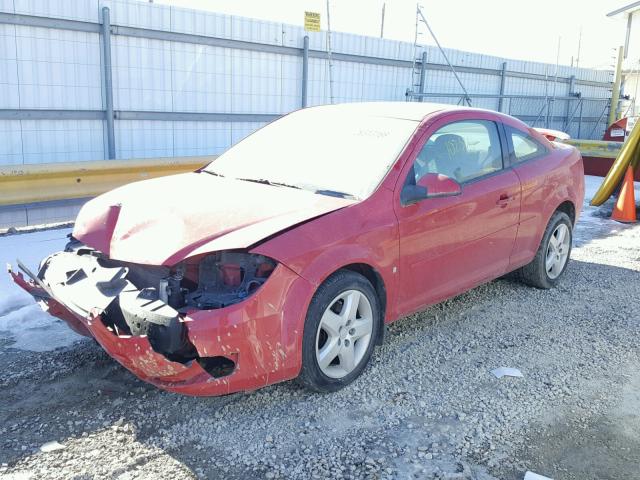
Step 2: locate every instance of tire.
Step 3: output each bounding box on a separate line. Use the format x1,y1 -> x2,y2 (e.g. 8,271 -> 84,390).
517,210 -> 573,289
298,270 -> 381,393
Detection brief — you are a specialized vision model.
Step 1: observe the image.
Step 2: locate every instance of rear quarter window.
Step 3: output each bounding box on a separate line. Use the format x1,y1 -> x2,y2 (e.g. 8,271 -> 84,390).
507,126 -> 548,164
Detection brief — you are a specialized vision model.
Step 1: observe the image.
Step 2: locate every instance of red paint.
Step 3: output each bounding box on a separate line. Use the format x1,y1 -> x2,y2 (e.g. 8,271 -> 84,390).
417,173 -> 462,197
73,203 -> 121,257
12,105 -> 584,396
72,172 -> 355,266
10,271 -> 91,337
582,156 -> 640,181
507,129 -> 584,268
532,127 -> 570,142
15,264 -> 313,396
602,118 -> 628,142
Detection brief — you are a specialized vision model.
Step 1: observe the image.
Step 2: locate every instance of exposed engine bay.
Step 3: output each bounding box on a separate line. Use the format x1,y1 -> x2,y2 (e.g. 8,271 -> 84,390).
23,238 -> 276,371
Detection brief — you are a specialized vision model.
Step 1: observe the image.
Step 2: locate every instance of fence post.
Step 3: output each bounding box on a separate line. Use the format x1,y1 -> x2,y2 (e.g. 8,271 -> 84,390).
577,100 -> 583,138
102,7 -> 116,160
302,35 -> 309,108
498,61 -> 507,112
419,51 -> 427,102
545,98 -> 550,128
564,75 -> 575,132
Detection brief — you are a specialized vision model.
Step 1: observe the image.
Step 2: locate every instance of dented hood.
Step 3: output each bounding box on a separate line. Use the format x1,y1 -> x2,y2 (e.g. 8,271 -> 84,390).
73,172 -> 356,265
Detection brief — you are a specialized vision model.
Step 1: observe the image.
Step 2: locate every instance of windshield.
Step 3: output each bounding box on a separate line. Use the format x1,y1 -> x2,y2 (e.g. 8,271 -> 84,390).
205,106 -> 420,199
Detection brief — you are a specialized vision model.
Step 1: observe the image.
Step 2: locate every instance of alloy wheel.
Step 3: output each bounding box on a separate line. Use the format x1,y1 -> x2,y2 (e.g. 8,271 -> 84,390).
315,290 -> 373,379
545,223 -> 571,279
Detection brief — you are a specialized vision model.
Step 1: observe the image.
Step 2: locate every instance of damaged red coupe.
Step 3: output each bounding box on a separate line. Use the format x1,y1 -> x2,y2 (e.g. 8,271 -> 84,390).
10,103 -> 584,396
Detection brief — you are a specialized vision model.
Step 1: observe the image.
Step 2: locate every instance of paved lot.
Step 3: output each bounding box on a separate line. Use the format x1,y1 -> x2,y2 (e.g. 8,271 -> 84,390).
1,177 -> 639,480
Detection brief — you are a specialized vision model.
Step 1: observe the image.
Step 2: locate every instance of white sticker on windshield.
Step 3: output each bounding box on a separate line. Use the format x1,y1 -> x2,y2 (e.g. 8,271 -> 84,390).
354,129 -> 390,139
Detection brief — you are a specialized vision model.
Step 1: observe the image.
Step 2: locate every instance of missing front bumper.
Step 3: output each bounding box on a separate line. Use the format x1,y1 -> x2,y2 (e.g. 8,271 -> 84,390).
9,244 -> 311,396
12,247 -> 241,379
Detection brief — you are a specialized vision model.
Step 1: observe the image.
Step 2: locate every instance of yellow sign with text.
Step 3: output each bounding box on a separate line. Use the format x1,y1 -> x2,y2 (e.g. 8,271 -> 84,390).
304,11 -> 321,32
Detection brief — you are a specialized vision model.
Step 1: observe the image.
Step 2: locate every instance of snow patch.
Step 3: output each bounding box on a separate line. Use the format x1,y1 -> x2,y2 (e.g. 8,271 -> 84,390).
574,175 -> 639,249
0,228 -> 84,352
0,303 -> 81,352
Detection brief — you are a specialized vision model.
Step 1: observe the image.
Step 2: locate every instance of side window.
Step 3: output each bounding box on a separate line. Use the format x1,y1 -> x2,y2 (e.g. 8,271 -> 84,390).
508,127 -> 547,163
410,120 -> 503,185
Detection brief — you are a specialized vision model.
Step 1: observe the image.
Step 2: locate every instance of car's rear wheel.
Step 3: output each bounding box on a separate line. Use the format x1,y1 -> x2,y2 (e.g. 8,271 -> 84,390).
298,270 -> 380,392
517,210 -> 573,289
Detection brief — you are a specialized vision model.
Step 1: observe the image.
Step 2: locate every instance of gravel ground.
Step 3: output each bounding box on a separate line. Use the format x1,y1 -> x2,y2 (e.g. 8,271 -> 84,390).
1,179 -> 639,480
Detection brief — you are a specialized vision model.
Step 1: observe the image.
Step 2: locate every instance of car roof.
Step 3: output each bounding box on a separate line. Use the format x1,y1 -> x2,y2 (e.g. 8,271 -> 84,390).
302,101 -> 466,122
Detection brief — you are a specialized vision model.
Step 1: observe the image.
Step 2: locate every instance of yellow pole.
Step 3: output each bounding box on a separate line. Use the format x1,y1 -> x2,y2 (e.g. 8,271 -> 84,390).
591,116 -> 640,206
608,45 -> 624,127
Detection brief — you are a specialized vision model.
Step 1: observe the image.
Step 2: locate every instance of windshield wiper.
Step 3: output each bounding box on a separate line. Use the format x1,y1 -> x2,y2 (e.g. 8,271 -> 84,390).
315,189 -> 357,200
201,170 -> 224,178
236,178 -> 301,190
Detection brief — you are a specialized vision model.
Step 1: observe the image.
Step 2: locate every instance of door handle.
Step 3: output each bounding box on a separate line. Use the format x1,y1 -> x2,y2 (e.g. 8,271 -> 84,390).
496,194 -> 510,208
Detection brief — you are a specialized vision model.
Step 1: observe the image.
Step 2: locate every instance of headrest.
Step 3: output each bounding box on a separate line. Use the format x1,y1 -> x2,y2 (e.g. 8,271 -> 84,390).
433,134 -> 466,158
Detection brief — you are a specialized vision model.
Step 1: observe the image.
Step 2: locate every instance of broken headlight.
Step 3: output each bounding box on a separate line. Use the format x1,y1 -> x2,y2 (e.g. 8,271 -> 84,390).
104,251 -> 276,364
180,251 -> 276,311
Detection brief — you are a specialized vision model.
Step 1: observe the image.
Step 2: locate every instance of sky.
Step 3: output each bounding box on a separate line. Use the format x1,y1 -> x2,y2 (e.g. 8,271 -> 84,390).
151,0 -> 635,70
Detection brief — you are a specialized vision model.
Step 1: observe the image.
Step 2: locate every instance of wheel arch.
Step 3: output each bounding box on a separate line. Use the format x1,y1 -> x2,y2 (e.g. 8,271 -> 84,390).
533,199 -> 576,253
555,200 -> 576,225
340,263 -> 387,345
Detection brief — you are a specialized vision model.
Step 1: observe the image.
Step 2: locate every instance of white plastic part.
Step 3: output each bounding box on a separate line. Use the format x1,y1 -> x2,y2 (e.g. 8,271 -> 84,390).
491,367 -> 524,378
524,471 -> 553,480
40,441 -> 66,453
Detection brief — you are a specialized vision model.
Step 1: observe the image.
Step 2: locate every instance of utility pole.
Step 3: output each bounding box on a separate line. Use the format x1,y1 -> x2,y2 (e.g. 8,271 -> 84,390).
609,46 -> 625,126
550,36 -> 561,128
326,0 -> 334,104
576,27 -> 582,69
380,2 -> 386,38
625,12 -> 634,59
634,60 -> 640,117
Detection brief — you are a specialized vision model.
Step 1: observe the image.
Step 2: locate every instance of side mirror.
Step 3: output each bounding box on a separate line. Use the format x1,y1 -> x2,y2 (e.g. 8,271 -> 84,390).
401,173 -> 462,206
400,185 -> 428,205
417,173 -> 462,198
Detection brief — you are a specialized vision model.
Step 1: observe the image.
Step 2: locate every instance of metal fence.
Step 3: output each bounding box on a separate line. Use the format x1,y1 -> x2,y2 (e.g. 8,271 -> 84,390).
406,92 -> 611,140
0,0 -> 615,166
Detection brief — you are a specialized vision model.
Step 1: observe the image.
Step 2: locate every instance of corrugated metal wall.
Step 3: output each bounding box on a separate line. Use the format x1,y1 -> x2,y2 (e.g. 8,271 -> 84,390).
0,0 -> 614,166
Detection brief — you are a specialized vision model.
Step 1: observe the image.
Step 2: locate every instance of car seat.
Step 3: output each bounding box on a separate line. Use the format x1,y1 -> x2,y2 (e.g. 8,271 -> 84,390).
433,134 -> 467,181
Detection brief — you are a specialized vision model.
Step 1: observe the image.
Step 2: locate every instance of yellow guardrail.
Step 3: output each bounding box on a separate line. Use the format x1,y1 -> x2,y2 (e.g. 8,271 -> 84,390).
0,156 -> 214,206
561,139 -> 622,159
0,140 -> 626,208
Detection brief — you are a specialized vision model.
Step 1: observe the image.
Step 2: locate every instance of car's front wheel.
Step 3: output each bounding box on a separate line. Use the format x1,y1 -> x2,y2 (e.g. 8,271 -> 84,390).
517,210 -> 573,289
298,270 -> 381,392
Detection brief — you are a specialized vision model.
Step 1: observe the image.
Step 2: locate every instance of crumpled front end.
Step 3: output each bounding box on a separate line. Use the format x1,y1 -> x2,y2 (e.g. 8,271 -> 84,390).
9,240 -> 313,396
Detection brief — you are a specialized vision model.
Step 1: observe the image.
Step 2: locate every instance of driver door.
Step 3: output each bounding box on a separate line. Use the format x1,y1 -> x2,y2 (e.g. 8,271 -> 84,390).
393,113 -> 521,315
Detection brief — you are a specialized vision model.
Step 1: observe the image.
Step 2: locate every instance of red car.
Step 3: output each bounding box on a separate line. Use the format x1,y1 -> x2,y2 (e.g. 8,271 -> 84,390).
10,103 -> 584,396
